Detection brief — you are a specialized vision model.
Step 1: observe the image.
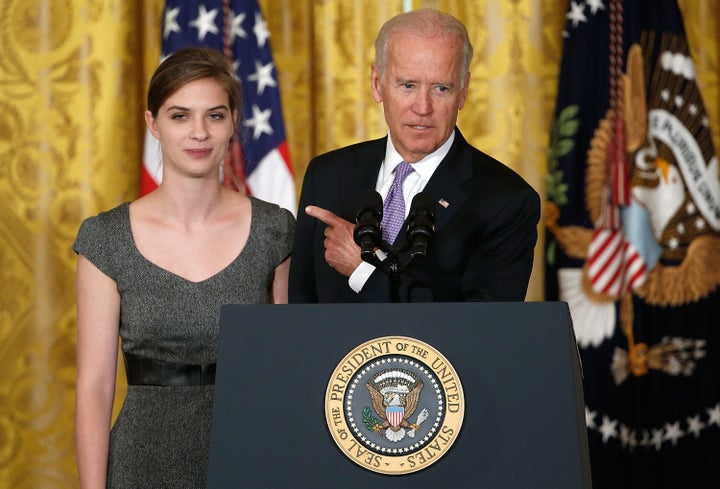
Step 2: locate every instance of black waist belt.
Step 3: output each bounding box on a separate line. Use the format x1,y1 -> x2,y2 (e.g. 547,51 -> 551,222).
124,352 -> 216,386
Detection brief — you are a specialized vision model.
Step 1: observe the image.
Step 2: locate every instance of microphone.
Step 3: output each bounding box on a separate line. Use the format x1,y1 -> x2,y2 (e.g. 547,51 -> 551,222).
353,190 -> 383,261
406,192 -> 436,261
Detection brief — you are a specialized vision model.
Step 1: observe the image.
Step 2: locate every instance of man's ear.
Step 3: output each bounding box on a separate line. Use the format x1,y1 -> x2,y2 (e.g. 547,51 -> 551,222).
370,64 -> 383,104
458,72 -> 470,110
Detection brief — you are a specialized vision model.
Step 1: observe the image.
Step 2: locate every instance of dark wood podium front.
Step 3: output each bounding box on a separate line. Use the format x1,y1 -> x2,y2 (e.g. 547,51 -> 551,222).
207,302 -> 591,488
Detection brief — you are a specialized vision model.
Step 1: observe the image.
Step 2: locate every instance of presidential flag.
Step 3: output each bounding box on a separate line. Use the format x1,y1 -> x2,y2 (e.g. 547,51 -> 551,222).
546,1 -> 720,487
141,0 -> 296,214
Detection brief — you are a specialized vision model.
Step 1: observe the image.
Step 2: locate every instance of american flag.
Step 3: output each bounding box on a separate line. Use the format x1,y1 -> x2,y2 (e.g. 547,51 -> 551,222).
141,0 -> 296,214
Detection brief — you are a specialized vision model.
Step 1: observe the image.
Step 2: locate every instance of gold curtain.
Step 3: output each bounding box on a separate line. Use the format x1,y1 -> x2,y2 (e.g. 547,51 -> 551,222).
0,0 -> 162,486
0,0 -> 716,486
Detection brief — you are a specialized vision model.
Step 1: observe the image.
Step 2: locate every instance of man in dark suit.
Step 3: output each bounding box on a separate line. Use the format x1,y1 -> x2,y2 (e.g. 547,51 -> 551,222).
289,8 -> 540,303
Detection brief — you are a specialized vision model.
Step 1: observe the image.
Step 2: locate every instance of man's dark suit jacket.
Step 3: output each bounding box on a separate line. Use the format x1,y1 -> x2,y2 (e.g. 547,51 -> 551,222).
289,128 -> 540,303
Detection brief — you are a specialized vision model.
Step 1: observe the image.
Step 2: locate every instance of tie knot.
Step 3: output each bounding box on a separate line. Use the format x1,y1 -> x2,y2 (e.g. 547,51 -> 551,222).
393,161 -> 414,183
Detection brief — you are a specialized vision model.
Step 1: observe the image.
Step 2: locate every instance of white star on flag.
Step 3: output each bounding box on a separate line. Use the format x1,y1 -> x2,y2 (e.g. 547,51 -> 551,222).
599,415 -> 618,442
244,104 -> 274,139
566,1 -> 588,28
247,60 -> 277,95
189,5 -> 219,41
229,10 -> 247,42
685,415 -> 705,438
707,403 -> 720,426
253,11 -> 270,48
662,421 -> 684,446
164,7 -> 181,39
586,0 -> 605,15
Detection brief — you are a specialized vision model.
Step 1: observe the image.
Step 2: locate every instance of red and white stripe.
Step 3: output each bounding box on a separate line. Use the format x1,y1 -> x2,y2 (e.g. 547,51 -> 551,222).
140,130 -> 162,195
246,141 -> 296,214
587,228 -> 647,296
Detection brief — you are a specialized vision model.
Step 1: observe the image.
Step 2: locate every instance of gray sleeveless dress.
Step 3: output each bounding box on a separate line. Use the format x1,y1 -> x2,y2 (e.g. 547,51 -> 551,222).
73,197 -> 295,488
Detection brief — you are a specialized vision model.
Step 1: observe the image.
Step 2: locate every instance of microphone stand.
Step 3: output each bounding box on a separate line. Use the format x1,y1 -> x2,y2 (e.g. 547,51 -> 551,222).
360,240 -> 424,303
354,190 -> 435,303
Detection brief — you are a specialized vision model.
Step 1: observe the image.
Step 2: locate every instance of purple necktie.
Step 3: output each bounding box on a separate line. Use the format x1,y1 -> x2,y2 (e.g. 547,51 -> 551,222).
381,161 -> 415,244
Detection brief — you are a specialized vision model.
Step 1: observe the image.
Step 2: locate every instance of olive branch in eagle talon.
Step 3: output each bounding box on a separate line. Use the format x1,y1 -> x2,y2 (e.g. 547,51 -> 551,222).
362,406 -> 382,433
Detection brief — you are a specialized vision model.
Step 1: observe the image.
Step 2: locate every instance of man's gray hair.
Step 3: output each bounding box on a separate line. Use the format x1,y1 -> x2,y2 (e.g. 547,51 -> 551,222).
374,9 -> 474,84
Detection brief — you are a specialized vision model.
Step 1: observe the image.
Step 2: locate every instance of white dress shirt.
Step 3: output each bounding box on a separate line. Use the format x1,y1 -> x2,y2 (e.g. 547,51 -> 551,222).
348,131 -> 455,292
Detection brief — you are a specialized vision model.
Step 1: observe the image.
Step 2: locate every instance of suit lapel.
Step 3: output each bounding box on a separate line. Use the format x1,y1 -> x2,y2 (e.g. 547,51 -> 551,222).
423,129 -> 473,233
340,137 -> 386,218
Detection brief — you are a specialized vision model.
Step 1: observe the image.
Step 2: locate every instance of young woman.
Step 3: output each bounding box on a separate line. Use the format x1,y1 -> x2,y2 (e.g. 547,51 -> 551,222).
73,47 -> 295,488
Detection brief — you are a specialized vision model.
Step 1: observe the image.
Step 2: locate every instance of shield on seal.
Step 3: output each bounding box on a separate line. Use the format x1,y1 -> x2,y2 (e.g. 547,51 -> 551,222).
386,405 -> 404,428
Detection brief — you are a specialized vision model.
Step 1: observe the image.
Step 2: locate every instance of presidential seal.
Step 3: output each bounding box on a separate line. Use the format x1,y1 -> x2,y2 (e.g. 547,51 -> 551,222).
325,336 -> 464,475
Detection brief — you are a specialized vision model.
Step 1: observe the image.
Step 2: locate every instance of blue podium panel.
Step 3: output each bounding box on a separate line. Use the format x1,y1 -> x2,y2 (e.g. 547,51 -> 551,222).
208,302 -> 591,489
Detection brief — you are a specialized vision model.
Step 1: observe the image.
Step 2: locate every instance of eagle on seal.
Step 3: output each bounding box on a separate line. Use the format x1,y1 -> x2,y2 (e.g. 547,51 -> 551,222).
366,369 -> 425,442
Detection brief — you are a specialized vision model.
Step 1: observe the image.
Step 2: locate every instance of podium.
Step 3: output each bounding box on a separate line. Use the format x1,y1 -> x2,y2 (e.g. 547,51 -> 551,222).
207,302 -> 591,488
